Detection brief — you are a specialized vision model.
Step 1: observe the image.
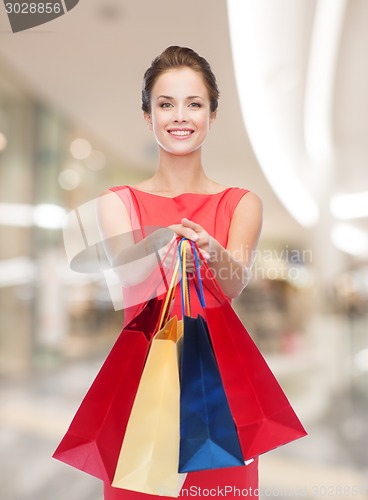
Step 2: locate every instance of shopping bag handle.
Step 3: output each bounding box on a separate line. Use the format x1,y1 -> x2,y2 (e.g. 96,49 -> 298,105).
178,238 -> 206,317
187,240 -> 206,308
181,238 -> 230,307
197,251 -> 230,303
157,238 -> 181,330
178,239 -> 191,317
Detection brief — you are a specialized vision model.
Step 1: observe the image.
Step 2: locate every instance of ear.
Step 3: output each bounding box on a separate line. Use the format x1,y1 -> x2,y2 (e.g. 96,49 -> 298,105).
144,111 -> 153,131
209,110 -> 217,129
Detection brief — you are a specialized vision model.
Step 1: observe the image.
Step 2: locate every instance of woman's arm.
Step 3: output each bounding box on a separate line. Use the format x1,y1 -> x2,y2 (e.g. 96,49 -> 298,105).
174,192 -> 263,298
96,190 -> 175,287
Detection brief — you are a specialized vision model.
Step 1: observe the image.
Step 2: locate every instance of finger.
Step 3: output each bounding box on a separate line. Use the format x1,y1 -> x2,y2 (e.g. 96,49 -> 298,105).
181,218 -> 203,233
198,248 -> 211,260
173,225 -> 199,242
185,264 -> 195,274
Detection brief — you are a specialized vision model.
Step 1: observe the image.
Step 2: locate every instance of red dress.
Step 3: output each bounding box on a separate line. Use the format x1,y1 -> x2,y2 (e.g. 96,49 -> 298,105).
103,186 -> 259,500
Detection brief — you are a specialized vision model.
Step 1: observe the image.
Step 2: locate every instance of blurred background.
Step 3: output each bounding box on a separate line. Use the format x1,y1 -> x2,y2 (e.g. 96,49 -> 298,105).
0,0 -> 367,499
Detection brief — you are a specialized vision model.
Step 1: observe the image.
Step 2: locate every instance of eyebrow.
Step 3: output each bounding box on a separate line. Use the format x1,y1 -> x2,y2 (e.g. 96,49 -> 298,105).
157,95 -> 204,100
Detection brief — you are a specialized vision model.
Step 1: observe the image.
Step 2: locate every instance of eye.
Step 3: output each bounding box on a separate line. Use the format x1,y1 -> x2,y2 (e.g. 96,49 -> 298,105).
188,102 -> 201,108
160,102 -> 173,108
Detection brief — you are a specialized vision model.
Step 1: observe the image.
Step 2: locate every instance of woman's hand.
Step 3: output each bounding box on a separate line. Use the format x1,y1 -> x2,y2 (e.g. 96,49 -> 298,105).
169,218 -> 211,260
170,192 -> 263,299
167,218 -> 210,274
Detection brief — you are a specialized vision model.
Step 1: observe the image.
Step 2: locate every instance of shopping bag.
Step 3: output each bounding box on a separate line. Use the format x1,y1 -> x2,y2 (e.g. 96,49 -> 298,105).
52,296 -> 163,483
178,239 -> 244,473
112,314 -> 186,496
179,314 -> 245,472
197,249 -> 307,461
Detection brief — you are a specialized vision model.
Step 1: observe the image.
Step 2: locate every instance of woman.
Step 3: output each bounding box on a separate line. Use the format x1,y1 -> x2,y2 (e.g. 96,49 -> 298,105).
97,46 -> 263,499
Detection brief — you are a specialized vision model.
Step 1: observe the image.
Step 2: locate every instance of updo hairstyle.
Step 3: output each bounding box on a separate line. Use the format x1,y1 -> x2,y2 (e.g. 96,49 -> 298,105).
141,46 -> 219,114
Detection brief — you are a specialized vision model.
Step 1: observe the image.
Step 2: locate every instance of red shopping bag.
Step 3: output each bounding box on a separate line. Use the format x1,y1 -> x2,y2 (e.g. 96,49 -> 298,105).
196,251 -> 307,461
53,296 -> 163,483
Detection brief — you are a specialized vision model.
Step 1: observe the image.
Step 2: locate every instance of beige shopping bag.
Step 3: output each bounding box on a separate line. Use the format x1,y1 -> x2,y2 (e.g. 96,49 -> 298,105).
112,314 -> 186,497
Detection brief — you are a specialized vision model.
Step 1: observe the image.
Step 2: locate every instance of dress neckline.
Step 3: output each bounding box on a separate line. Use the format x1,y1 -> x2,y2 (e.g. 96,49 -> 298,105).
128,186 -> 232,199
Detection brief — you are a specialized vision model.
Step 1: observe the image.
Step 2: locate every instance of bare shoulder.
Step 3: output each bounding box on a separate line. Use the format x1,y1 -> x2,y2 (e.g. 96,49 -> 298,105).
96,188 -> 130,224
230,191 -> 263,237
227,191 -> 263,256
98,188 -> 113,198
96,188 -> 120,210
235,191 -> 263,215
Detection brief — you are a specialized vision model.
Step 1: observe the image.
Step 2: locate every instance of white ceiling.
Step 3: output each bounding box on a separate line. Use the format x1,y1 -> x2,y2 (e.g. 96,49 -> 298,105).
0,0 -> 367,248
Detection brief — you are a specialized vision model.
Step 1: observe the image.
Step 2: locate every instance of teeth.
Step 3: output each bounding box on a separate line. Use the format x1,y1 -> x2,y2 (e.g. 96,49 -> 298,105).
169,130 -> 192,136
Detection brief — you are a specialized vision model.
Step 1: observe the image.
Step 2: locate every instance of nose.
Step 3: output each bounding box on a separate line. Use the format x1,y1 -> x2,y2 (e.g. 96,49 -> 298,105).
173,104 -> 188,123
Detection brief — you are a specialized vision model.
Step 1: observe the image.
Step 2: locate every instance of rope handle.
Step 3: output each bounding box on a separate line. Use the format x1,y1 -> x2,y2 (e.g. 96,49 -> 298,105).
159,236 -> 225,326
178,238 -> 207,317
188,240 -> 206,308
187,238 -> 229,304
157,237 -> 181,330
178,239 -> 191,317
196,249 -> 228,302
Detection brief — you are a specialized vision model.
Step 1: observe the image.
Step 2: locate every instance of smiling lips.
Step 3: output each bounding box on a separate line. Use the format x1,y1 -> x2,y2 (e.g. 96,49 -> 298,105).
168,129 -> 194,138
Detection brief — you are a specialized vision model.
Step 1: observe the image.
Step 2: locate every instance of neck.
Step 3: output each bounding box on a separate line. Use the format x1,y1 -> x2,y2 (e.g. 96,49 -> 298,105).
152,148 -> 209,194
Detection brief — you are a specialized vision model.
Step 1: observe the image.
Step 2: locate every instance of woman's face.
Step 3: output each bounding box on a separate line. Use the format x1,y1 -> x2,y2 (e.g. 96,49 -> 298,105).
144,67 -> 216,157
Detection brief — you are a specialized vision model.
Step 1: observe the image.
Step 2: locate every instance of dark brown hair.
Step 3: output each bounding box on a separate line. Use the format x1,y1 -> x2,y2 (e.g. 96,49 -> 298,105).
142,46 -> 220,114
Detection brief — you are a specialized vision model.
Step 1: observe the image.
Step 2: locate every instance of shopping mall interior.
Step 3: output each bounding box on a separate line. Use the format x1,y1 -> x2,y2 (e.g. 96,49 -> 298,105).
0,1 -> 367,499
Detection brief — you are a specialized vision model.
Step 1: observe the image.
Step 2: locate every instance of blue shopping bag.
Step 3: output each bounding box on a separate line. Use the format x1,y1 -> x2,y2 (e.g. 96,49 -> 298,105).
178,239 -> 244,473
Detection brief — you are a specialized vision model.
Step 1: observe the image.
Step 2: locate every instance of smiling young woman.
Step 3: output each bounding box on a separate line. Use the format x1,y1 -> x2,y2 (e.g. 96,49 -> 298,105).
144,66 -> 216,158
97,46 -> 263,500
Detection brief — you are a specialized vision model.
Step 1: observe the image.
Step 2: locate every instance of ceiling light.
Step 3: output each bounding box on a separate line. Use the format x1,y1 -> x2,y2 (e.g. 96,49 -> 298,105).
331,223 -> 368,256
0,203 -> 33,227
70,138 -> 92,160
227,0 -> 319,227
33,204 -> 67,229
330,192 -> 368,220
0,203 -> 66,229
304,0 -> 348,163
58,169 -> 81,190
354,348 -> 368,372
